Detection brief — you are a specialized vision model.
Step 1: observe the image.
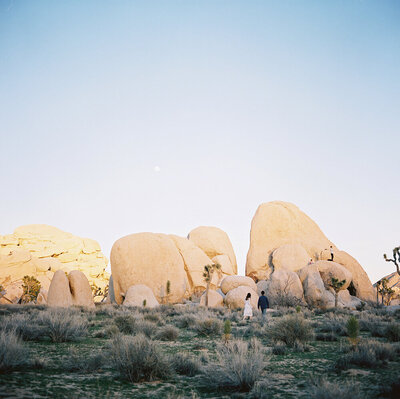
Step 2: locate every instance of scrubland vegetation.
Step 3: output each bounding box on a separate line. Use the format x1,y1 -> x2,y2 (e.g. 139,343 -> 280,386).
0,303 -> 399,398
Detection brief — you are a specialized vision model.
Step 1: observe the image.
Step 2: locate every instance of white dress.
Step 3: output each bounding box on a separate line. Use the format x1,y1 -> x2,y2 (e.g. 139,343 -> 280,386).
243,299 -> 253,318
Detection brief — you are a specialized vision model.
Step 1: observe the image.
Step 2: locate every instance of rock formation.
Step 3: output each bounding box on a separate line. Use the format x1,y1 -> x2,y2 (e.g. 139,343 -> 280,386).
47,270 -> 73,307
220,275 -> 257,295
199,289 -> 224,308
0,224 -> 109,303
224,286 -> 258,309
264,269 -> 304,305
123,284 -> 159,308
246,201 -> 375,302
68,270 -> 95,308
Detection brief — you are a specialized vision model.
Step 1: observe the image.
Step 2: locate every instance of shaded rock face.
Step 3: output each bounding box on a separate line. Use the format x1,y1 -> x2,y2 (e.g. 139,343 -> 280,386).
68,270 -> 95,308
224,286 -> 258,310
264,269 -> 304,305
245,201 -> 374,302
199,289 -> 224,308
188,226 -> 237,275
47,270 -> 73,307
111,228 -> 237,304
374,271 -> 400,306
0,224 -> 109,303
123,285 -> 159,308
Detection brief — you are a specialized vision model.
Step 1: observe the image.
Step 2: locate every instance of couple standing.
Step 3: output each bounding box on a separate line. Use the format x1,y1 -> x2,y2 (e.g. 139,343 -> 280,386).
243,291 -> 269,320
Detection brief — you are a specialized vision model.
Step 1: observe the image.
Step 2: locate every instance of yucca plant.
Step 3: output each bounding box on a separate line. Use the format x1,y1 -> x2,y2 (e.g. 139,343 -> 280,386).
203,263 -> 221,307
346,315 -> 359,345
224,319 -> 232,342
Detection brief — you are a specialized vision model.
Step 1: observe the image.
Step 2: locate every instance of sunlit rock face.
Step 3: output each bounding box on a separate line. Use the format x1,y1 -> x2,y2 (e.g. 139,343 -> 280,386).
0,224 -> 109,303
110,227 -> 238,304
374,272 -> 400,306
246,201 -> 375,302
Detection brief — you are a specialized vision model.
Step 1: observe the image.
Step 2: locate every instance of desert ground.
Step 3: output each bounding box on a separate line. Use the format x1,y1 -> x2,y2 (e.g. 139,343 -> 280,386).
0,302 -> 399,399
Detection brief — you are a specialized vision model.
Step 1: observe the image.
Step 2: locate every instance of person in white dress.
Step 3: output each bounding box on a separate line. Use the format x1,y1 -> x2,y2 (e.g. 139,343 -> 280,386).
243,293 -> 253,320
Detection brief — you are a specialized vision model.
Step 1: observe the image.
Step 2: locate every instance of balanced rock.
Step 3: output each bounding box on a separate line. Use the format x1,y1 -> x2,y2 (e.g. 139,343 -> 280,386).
271,244 -> 310,272
225,285 -> 258,310
123,284 -> 159,308
47,270 -> 73,307
264,270 -> 304,304
68,270 -> 94,308
111,233 -> 187,304
188,226 -> 237,274
220,275 -> 257,295
200,289 -> 224,308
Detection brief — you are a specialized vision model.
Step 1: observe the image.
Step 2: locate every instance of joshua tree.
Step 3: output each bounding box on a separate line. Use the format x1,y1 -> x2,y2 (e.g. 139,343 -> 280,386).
376,279 -> 382,305
383,246 -> 400,276
329,277 -> 346,308
203,263 -> 221,307
21,275 -> 41,303
378,278 -> 395,306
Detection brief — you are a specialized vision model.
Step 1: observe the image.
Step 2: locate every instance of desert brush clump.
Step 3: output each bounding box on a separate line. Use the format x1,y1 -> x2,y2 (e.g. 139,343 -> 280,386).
109,334 -> 171,382
201,338 -> 265,392
384,322 -> 400,342
21,275 -> 41,304
0,330 -> 30,372
171,352 -> 201,376
156,325 -> 179,341
268,314 -> 313,347
309,378 -> 361,399
62,347 -> 106,372
113,313 -> 154,337
346,315 -> 359,344
195,317 -> 223,336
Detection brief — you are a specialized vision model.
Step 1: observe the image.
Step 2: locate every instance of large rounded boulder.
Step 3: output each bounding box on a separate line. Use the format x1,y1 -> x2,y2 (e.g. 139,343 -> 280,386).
110,233 -> 187,304
264,269 -> 304,304
47,270 -> 73,307
188,226 -> 237,274
224,286 -> 258,310
271,243 -> 310,272
315,260 -> 352,291
220,275 -> 257,295
200,289 -> 224,308
68,270 -> 95,308
123,284 -> 159,308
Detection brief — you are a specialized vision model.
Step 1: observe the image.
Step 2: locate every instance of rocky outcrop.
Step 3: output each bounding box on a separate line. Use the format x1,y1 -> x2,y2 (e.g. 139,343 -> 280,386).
316,261 -> 352,291
68,270 -> 95,308
224,286 -> 258,310
123,284 -> 159,308
302,268 -> 335,308
111,233 -> 187,304
188,226 -> 237,274
220,275 -> 257,295
245,201 -> 374,302
0,225 -> 109,303
264,269 -> 304,304
199,289 -> 224,308
47,270 -> 73,307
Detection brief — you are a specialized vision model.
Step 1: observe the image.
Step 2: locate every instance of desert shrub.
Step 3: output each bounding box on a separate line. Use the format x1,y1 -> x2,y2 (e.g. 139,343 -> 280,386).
109,334 -> 171,382
201,338 -> 265,391
156,325 -> 179,341
270,292 -> 303,307
62,347 -> 105,372
271,343 -> 286,355
171,352 -> 201,376
346,316 -> 359,343
241,323 -> 265,339
113,314 -> 154,337
92,325 -> 120,339
21,275 -> 41,303
268,314 -> 313,347
384,323 -> 400,342
39,309 -> 88,342
309,378 -> 361,399
143,313 -> 163,324
195,317 -> 223,336
174,314 -> 197,329
335,340 -> 395,370
1,313 -> 42,341
0,330 -> 30,371
250,380 -> 271,398
317,316 -> 346,336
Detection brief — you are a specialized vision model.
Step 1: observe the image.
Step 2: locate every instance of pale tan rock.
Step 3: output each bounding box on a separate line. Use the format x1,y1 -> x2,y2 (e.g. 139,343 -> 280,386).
199,289 -> 224,308
302,269 -> 335,308
265,270 -> 304,304
337,290 -> 362,309
320,250 -> 374,301
316,260 -> 352,291
220,275 -> 257,295
246,202 -> 334,281
36,289 -> 48,304
211,254 -> 235,276
272,244 -> 310,272
111,233 -> 187,304
68,270 -> 94,308
188,226 -> 237,274
47,270 -> 73,307
123,284 -> 159,308
256,280 -> 269,296
169,235 -> 217,294
224,286 -> 258,310
0,281 -> 23,304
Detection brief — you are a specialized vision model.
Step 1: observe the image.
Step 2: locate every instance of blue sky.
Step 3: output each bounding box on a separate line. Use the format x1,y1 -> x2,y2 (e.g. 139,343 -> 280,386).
1,0 -> 399,283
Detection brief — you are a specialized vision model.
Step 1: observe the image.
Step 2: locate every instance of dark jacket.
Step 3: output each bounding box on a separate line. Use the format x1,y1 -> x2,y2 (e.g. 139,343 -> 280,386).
257,295 -> 269,310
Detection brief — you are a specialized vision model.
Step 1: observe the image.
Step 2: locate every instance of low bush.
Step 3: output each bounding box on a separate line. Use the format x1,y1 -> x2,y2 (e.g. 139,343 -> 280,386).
174,314 -> 197,329
250,380 -> 271,398
171,352 -> 201,376
156,325 -> 179,341
109,334 -> 171,382
309,378 -> 361,399
1,313 -> 42,341
0,330 -> 30,372
385,323 -> 400,342
271,343 -> 286,355
268,314 -> 313,347
201,338 -> 265,391
195,317 -> 223,336
113,314 -> 155,337
62,348 -> 106,372
39,309 -> 88,343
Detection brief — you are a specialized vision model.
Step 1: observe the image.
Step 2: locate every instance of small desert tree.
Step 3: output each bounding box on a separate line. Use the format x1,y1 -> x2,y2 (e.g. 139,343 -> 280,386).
329,277 -> 346,308
346,315 -> 359,345
384,246 -> 400,276
223,319 -> 232,343
378,278 -> 395,306
21,275 -> 41,303
203,263 -> 221,307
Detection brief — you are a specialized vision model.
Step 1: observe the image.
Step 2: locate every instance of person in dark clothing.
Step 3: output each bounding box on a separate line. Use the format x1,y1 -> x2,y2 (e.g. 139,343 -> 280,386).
257,291 -> 269,319
330,245 -> 334,261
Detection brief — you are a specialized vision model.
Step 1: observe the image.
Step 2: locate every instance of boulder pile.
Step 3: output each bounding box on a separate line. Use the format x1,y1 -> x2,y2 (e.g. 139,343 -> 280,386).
0,225 -> 109,304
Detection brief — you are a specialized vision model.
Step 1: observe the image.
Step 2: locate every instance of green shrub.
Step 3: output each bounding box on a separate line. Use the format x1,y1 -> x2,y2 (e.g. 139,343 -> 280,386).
201,338 -> 265,391
346,316 -> 359,343
156,325 -> 179,341
268,314 -> 313,347
109,334 -> 171,382
21,275 -> 41,303
171,352 -> 201,376
385,323 -> 400,342
271,343 -> 286,355
195,317 -> 223,336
